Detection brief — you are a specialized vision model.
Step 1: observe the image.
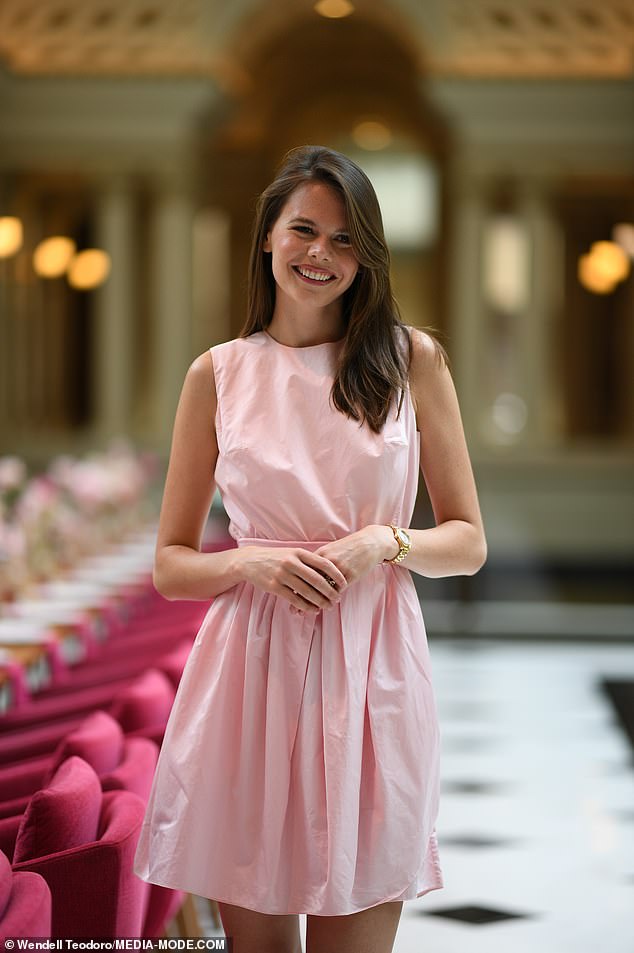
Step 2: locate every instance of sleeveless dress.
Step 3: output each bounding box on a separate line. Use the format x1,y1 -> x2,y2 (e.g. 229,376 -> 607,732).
133,329 -> 444,916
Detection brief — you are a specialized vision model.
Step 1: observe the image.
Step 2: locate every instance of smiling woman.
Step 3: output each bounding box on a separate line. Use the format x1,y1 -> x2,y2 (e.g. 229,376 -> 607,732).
243,145 -> 424,434
261,180 -> 360,342
133,145 -> 486,953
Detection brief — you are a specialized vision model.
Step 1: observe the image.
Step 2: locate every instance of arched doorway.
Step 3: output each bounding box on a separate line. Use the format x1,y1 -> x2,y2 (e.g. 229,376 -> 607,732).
199,7 -> 451,342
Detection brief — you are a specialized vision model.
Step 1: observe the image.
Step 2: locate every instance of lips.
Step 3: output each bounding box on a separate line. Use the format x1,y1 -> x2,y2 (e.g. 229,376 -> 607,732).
293,265 -> 336,284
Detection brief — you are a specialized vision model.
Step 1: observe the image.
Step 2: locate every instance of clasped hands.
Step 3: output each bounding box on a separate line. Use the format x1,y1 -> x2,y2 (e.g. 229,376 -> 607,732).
240,525 -> 397,613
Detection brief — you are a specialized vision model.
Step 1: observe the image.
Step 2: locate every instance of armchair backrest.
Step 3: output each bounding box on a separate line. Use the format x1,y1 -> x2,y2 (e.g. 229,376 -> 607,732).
9,757 -> 148,938
0,848 -> 51,940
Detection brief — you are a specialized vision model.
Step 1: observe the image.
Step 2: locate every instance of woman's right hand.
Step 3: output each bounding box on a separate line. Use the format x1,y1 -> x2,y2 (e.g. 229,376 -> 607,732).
238,547 -> 348,613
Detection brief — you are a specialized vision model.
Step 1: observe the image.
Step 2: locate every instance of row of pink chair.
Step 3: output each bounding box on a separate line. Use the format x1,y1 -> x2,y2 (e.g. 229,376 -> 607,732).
0,706 -> 188,937
0,604 -> 198,748
0,641 -> 192,766
0,531 -> 231,715
0,847 -> 51,939
0,756 -> 149,938
0,707 -> 158,818
0,543 -> 230,938
0,597 -> 206,727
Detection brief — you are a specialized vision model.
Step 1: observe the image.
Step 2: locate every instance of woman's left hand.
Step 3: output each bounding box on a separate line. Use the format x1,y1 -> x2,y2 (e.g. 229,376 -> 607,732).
314,525 -> 399,588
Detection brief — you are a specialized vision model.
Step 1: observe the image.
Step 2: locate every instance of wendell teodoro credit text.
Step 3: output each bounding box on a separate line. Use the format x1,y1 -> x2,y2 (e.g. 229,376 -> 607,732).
4,942 -> 229,950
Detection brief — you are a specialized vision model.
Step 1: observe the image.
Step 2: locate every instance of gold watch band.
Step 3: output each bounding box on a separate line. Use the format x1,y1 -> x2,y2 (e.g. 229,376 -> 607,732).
386,524 -> 411,564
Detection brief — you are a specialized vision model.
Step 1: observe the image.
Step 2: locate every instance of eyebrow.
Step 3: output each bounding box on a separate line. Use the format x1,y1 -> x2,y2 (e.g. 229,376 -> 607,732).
288,216 -> 349,232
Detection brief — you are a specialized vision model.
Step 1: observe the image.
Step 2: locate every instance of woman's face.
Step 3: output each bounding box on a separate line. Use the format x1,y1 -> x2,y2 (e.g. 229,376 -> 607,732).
263,181 -> 359,314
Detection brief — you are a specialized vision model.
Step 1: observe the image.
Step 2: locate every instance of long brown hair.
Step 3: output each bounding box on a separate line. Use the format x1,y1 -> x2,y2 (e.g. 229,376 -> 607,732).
241,144 -> 445,433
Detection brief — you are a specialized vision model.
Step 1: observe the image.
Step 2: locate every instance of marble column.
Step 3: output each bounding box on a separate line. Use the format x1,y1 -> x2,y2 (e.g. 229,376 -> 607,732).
93,176 -> 136,441
192,206 -> 231,355
446,174 -> 487,450
516,181 -> 565,448
148,177 -> 195,451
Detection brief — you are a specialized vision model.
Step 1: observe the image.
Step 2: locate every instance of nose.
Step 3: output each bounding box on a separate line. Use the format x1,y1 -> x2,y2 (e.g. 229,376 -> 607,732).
308,236 -> 331,261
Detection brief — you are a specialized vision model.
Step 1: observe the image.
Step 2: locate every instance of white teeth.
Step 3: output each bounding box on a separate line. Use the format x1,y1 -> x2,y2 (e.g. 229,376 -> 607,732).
297,267 -> 333,282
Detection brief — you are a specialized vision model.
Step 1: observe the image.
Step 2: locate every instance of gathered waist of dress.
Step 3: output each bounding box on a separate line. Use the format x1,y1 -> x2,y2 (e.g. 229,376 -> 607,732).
236,537 -> 334,551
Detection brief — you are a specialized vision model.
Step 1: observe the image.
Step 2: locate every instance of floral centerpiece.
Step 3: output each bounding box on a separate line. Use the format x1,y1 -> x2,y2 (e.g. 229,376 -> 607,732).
0,440 -> 160,609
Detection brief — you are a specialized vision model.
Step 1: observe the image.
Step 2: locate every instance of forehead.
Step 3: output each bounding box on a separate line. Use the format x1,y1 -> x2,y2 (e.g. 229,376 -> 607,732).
277,181 -> 348,228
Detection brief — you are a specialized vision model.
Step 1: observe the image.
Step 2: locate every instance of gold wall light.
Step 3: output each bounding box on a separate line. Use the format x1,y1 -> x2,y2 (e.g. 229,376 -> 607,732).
578,240 -> 630,295
67,249 -> 111,290
314,0 -> 354,19
33,236 -> 76,278
0,216 -> 24,258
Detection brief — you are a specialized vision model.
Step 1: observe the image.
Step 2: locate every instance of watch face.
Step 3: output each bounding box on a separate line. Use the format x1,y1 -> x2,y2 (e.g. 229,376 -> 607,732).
398,529 -> 411,547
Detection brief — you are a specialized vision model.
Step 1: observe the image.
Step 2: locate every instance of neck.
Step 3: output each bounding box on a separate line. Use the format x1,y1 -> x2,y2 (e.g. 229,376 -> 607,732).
267,300 -> 345,348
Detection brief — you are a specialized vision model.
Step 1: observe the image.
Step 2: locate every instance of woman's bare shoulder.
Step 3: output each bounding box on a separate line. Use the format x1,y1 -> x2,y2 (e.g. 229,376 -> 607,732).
406,326 -> 447,378
405,326 -> 451,417
181,350 -> 216,409
188,349 -> 215,378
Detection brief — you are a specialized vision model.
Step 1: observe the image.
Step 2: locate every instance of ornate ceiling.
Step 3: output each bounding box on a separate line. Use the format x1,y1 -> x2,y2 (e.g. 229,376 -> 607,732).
0,0 -> 632,84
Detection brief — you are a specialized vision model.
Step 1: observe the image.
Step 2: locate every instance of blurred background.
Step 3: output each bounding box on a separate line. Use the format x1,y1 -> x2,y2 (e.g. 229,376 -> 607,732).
1,3 -> 633,950
0,0 -> 632,631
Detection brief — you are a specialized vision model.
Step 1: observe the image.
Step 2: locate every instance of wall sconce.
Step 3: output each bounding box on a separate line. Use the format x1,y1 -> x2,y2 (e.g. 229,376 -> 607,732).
314,0 -> 354,18
0,217 -> 24,258
578,240 -> 630,295
33,236 -> 77,278
67,249 -> 111,290
32,236 -> 111,289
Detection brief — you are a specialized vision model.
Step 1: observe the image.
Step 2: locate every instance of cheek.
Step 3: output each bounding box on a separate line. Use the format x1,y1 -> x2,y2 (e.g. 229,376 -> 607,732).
273,235 -> 300,259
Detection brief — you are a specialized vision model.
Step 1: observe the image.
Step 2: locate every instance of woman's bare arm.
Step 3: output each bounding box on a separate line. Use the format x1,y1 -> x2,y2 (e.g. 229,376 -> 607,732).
391,326 -> 487,576
153,351 -> 347,608
153,351 -> 246,600
352,328 -> 487,579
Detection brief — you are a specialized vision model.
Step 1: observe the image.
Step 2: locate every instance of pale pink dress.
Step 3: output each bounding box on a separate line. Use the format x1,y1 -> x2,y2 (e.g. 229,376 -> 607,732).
134,329 -> 443,915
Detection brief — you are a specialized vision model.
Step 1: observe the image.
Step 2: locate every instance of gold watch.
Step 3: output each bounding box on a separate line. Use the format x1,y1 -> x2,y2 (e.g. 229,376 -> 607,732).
386,524 -> 411,564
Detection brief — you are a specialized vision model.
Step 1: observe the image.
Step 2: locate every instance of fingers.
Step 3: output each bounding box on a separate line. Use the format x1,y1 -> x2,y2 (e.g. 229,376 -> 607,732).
279,552 -> 346,613
245,546 -> 348,613
285,584 -> 330,613
298,551 -> 348,591
284,574 -> 338,612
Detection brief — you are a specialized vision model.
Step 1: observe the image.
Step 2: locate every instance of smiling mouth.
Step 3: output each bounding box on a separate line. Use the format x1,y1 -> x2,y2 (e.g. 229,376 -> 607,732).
293,265 -> 336,284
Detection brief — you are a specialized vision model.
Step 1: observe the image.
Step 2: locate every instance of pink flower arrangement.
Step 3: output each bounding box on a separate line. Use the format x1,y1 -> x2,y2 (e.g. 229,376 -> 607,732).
0,440 -> 160,606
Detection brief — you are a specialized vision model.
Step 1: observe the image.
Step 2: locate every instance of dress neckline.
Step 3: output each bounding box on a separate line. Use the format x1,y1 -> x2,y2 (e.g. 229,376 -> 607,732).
261,329 -> 345,350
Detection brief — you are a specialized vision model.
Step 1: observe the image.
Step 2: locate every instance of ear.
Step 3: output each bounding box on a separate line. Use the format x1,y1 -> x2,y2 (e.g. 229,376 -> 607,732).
263,232 -> 272,253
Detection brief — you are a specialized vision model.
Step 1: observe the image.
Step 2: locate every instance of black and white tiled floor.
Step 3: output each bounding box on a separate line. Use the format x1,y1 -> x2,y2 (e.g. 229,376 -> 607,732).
197,637 -> 634,952
391,638 -> 634,953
